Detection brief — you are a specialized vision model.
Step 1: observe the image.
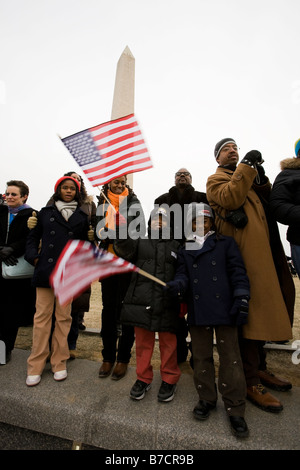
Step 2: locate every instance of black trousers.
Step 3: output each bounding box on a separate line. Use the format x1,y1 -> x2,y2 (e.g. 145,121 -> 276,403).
0,275 -> 35,353
239,337 -> 267,386
190,325 -> 246,417
100,274 -> 134,364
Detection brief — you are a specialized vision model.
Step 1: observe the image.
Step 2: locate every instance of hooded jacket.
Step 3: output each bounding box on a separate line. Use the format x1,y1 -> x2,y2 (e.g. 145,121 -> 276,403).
114,233 -> 180,333
270,157 -> 300,245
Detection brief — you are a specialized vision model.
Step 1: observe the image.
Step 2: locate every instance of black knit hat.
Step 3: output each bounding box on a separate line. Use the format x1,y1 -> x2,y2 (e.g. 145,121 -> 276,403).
214,138 -> 236,159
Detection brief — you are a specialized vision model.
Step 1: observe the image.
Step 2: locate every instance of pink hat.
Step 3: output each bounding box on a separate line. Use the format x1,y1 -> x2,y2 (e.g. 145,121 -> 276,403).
54,176 -> 81,193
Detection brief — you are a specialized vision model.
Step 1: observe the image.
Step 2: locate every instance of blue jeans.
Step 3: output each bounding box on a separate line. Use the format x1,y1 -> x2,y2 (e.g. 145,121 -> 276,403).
291,244 -> 300,278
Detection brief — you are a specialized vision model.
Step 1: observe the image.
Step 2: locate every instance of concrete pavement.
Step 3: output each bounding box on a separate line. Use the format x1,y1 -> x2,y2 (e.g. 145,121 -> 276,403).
0,348 -> 299,451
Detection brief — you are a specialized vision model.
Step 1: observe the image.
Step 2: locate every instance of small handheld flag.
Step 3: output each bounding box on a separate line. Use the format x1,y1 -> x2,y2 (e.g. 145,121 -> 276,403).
50,240 -> 165,306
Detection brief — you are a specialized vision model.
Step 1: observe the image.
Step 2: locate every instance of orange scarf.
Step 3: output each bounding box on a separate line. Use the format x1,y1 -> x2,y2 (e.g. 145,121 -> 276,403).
105,188 -> 129,253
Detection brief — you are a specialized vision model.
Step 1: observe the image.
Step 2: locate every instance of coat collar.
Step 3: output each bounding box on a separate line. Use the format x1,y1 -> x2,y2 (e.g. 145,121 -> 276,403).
280,157 -> 300,170
184,234 -> 221,258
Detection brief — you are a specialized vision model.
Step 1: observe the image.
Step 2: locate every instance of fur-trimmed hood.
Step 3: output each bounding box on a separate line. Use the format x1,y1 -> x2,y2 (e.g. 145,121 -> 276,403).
280,157 -> 300,170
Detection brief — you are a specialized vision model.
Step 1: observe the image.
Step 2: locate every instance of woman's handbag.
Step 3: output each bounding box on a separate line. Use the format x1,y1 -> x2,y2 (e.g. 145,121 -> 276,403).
1,255 -> 34,279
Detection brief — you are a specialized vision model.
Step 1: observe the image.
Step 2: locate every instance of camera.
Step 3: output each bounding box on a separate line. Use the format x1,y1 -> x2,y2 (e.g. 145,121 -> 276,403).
226,207 -> 248,228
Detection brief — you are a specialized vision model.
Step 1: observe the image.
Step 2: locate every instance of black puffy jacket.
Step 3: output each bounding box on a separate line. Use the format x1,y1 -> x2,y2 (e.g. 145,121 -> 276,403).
115,235 -> 180,333
270,157 -> 300,245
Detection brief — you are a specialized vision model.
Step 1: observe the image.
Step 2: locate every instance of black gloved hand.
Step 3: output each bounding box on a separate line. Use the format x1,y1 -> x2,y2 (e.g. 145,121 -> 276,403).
0,246 -> 14,261
164,280 -> 182,298
3,255 -> 18,266
241,150 -> 262,166
229,296 -> 249,326
0,247 -> 18,266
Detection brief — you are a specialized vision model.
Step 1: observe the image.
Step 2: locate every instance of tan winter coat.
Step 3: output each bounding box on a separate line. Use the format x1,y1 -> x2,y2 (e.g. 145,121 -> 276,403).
206,163 -> 292,341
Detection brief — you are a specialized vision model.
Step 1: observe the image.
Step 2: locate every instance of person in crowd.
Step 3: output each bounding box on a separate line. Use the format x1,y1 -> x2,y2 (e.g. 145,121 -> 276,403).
58,172 -> 96,354
27,171 -> 97,357
25,176 -> 90,386
95,175 -> 145,380
154,168 -> 208,365
270,139 -> 300,278
0,180 -> 36,364
114,207 -> 181,402
166,203 -> 250,438
206,138 -> 294,413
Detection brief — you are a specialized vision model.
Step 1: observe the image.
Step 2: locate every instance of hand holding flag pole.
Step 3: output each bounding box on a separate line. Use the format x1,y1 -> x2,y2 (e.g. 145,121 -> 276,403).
50,240 -> 165,306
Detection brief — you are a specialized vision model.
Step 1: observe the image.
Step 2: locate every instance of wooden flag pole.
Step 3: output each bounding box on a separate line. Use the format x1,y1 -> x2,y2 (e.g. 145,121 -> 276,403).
137,268 -> 166,287
100,189 -> 117,212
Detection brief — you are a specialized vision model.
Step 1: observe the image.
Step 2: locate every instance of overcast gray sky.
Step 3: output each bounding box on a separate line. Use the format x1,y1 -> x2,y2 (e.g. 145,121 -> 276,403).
1,0 -> 299,253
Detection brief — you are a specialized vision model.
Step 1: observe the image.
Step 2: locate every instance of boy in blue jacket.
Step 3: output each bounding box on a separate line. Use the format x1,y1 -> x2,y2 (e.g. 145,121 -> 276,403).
167,203 -> 250,438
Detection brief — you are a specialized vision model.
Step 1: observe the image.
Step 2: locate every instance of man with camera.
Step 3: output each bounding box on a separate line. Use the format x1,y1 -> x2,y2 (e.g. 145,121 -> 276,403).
206,138 -> 294,413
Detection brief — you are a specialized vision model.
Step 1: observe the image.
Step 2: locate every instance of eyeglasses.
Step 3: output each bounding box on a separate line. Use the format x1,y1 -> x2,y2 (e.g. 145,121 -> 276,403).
175,172 -> 190,177
5,192 -> 18,197
221,145 -> 239,153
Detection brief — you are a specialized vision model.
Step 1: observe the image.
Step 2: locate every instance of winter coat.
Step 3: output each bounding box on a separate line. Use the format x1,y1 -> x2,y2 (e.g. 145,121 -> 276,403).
95,192 -> 146,251
154,185 -> 208,244
269,157 -> 300,245
173,234 -> 250,326
48,195 -> 96,227
25,205 -> 89,288
0,204 -> 36,325
114,235 -> 180,333
0,205 -> 35,257
206,163 -> 293,341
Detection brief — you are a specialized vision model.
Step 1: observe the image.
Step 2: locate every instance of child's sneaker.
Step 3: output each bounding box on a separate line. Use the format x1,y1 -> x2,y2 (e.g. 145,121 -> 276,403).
157,381 -> 177,402
130,380 -> 151,400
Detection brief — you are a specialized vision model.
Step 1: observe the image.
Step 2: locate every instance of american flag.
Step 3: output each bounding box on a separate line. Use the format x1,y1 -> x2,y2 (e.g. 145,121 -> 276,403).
50,240 -> 139,306
60,114 -> 153,186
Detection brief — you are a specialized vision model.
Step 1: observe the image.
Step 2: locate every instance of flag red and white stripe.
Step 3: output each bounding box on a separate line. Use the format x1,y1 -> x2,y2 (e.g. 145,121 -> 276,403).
61,114 -> 153,186
50,240 -> 139,306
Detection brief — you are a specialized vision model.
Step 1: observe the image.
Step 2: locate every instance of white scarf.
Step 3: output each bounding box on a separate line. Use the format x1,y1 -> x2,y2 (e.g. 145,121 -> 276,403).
55,200 -> 78,221
186,230 -> 215,249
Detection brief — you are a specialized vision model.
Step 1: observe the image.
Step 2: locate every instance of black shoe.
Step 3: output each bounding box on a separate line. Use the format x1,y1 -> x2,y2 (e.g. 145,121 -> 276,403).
193,400 -> 216,420
229,416 -> 249,438
130,380 -> 151,400
157,381 -> 177,402
78,323 -> 86,331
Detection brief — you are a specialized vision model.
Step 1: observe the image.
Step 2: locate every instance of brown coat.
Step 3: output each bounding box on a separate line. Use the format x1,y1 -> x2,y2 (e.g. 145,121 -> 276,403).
206,163 -> 293,341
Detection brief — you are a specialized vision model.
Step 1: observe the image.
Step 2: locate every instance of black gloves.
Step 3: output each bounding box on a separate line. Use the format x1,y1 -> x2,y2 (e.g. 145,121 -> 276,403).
240,150 -> 263,166
230,296 -> 249,326
0,246 -> 18,266
165,280 -> 182,298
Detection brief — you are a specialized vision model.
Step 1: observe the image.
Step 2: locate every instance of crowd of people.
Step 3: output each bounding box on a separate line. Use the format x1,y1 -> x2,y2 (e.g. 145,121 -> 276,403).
0,136 -> 298,439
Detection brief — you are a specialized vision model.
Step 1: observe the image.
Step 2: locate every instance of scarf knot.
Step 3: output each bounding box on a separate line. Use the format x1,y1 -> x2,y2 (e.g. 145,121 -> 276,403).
55,200 -> 78,220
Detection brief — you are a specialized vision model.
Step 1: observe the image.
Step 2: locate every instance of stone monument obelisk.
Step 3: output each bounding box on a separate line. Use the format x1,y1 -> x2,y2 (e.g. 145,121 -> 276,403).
111,46 -> 135,188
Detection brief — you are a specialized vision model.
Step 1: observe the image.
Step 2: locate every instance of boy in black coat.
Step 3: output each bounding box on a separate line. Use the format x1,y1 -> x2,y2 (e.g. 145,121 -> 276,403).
114,207 -> 181,402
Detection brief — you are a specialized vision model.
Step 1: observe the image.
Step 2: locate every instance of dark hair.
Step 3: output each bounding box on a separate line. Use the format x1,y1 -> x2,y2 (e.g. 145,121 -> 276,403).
97,178 -> 135,204
64,172 -> 88,202
53,178 -> 82,204
6,180 -> 29,198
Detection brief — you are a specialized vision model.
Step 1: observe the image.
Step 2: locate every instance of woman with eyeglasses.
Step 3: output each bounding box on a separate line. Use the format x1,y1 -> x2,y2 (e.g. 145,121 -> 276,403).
0,180 -> 36,364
